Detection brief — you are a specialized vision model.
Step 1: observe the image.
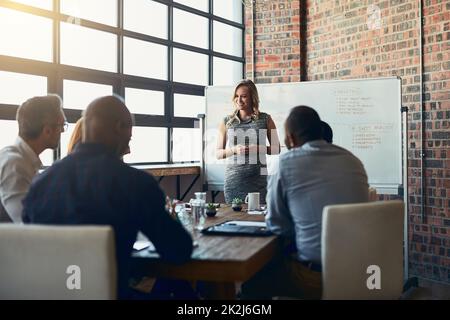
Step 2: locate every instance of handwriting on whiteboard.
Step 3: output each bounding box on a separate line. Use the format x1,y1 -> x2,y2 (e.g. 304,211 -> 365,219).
352,124 -> 394,149
334,88 -> 375,115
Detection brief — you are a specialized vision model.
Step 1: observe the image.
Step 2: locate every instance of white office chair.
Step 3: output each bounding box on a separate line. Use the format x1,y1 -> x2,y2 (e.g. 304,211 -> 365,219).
0,224 -> 117,300
321,200 -> 404,299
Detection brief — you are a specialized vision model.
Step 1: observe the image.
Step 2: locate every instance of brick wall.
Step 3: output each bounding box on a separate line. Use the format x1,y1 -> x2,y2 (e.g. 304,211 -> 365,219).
245,0 -> 449,284
245,0 -> 301,82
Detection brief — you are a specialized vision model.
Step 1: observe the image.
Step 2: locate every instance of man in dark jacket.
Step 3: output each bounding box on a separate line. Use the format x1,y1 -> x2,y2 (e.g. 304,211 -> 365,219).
23,95 -> 193,299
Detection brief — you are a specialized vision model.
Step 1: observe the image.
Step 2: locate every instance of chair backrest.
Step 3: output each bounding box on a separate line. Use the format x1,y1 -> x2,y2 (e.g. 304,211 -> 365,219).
321,200 -> 404,299
0,224 -> 117,300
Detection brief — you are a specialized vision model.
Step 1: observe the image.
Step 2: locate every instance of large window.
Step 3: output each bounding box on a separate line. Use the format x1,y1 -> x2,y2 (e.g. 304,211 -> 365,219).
11,0 -> 52,10
174,94 -> 205,118
60,0 -> 117,27
124,0 -> 167,38
123,37 -> 167,80
0,71 -> 47,105
63,80 -> 113,110
173,8 -> 208,49
125,88 -> 164,116
0,8 -> 53,62
60,22 -> 117,72
0,0 -> 244,165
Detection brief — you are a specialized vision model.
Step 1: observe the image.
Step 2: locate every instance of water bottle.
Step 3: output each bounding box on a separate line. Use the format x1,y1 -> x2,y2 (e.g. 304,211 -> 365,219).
194,192 -> 206,216
191,199 -> 205,230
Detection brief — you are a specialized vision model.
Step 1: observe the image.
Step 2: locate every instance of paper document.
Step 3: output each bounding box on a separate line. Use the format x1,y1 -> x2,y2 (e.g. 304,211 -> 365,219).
133,240 -> 155,251
134,240 -> 199,252
224,220 -> 266,227
247,210 -> 266,215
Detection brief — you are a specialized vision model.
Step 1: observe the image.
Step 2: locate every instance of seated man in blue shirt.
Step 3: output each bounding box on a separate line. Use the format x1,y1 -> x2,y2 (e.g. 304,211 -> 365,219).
241,105 -> 368,299
23,95 -> 193,299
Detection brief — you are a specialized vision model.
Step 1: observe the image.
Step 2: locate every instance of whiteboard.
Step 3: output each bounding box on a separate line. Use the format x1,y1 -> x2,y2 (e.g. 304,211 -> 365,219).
204,77 -> 403,193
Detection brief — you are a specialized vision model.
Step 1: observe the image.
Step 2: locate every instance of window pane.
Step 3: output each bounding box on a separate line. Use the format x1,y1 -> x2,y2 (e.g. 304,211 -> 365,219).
60,22 -> 117,72
214,21 -> 242,57
0,120 -> 18,151
173,49 -> 208,86
124,0 -> 167,39
173,9 -> 208,49
61,0 -> 117,26
174,94 -> 205,118
213,57 -> 243,85
0,8 -> 52,62
60,122 -> 76,157
173,128 -> 201,162
124,127 -> 168,163
175,0 -> 208,12
125,88 -> 164,115
124,37 -> 167,80
11,0 -> 52,10
40,149 -> 53,166
0,71 -> 47,105
213,0 -> 242,23
63,80 -> 113,110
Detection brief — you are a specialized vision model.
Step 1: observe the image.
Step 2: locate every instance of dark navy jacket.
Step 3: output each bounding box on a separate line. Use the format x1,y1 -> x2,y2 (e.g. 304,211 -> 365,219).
23,143 -> 193,299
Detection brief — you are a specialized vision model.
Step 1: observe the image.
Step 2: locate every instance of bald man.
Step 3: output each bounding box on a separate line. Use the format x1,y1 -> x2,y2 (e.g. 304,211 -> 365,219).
23,96 -> 193,299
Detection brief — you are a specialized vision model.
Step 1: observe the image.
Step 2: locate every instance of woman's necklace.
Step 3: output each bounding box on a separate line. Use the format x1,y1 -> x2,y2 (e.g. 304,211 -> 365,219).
239,112 -> 252,122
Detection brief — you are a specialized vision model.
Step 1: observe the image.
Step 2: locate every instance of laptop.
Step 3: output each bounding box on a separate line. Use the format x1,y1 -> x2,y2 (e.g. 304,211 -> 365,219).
201,220 -> 273,237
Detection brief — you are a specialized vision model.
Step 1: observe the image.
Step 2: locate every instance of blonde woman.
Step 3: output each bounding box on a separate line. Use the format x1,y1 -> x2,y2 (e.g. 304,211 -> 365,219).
67,117 -> 83,154
216,79 -> 280,204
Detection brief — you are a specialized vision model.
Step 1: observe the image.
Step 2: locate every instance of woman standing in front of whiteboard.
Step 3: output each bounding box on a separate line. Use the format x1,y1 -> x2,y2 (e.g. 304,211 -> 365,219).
216,79 -> 281,204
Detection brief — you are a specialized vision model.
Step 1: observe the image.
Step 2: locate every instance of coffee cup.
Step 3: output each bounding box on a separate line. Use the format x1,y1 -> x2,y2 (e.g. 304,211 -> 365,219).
245,192 -> 260,211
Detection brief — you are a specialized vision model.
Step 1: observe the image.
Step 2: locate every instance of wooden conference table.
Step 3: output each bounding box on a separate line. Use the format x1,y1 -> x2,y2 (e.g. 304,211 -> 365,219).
131,205 -> 281,299
139,164 -> 201,201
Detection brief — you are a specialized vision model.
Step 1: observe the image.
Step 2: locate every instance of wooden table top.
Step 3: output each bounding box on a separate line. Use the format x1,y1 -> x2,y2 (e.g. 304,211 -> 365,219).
134,164 -> 201,177
132,206 -> 280,282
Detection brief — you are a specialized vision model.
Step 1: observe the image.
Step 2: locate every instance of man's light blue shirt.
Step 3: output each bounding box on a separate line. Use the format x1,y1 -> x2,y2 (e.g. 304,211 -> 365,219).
266,140 -> 369,264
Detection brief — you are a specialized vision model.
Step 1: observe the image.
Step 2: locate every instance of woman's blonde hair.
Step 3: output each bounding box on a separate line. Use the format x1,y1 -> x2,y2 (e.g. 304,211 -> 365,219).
67,117 -> 83,154
226,79 -> 260,127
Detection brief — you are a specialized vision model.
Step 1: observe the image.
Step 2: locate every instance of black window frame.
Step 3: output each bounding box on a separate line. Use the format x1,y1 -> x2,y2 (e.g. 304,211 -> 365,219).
0,0 -> 245,165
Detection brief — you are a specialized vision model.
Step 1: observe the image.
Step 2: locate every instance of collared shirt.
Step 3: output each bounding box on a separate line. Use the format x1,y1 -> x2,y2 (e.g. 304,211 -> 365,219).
266,140 -> 369,264
22,143 -> 193,299
0,136 -> 42,223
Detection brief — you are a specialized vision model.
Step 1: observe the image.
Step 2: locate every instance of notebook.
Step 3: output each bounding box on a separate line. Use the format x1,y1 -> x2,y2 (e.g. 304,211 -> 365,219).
201,220 -> 272,237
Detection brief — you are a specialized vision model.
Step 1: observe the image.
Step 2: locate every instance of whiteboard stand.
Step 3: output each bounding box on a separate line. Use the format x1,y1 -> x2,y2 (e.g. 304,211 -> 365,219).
198,113 -> 207,193
199,113 -> 222,202
401,105 -> 410,282
401,105 -> 420,292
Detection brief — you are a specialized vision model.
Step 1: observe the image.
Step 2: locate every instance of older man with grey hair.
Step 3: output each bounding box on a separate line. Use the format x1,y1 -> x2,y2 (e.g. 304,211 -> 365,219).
0,95 -> 66,223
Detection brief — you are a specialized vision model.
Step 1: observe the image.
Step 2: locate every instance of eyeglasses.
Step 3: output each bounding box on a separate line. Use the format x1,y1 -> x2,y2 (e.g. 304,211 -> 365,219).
50,121 -> 68,132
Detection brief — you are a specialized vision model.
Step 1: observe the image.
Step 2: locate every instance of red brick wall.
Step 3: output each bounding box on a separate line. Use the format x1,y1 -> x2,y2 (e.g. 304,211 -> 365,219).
245,0 -> 449,284
417,0 -> 449,283
245,0 -> 301,82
